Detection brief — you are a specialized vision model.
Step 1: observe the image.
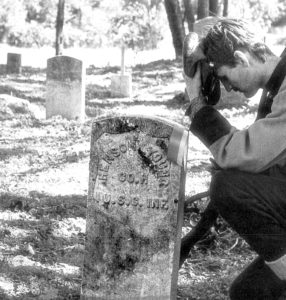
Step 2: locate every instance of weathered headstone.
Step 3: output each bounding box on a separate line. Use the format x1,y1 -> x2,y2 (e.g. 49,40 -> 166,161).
110,45 -> 132,98
6,53 -> 22,74
81,116 -> 187,299
46,55 -> 85,121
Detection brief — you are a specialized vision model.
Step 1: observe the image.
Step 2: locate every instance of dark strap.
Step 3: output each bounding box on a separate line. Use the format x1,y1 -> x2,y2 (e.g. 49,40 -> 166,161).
256,50 -> 286,120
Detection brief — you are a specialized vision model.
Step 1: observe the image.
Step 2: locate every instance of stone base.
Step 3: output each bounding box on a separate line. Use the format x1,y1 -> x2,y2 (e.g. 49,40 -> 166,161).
110,74 -> 132,98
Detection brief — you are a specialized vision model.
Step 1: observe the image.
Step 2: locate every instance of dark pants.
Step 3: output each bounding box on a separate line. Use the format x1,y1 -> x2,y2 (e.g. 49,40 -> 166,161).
210,170 -> 286,300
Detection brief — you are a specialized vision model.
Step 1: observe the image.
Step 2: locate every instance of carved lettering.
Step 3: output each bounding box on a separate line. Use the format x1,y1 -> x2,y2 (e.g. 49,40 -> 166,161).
158,160 -> 168,169
151,198 -> 160,209
119,144 -> 127,153
159,178 -> 169,188
101,143 -> 130,165
125,197 -> 131,206
157,169 -> 170,178
118,173 -> 126,182
110,148 -> 120,157
94,192 -> 168,210
146,147 -> 157,159
95,141 -> 172,212
140,174 -> 148,185
146,198 -> 168,210
98,172 -> 108,183
132,197 -> 139,206
95,191 -> 111,204
99,163 -> 109,172
98,162 -> 110,184
152,151 -> 162,163
102,152 -> 114,165
143,146 -> 170,188
118,196 -> 125,206
118,172 -> 148,185
147,198 -> 151,208
104,195 -> 111,204
161,199 -> 169,210
127,174 -> 135,183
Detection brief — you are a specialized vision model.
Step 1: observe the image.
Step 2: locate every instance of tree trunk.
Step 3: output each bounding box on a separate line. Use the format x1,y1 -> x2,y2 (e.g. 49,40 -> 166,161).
55,0 -> 65,56
164,0 -> 185,58
197,0 -> 209,20
183,0 -> 195,32
223,0 -> 229,17
209,0 -> 219,16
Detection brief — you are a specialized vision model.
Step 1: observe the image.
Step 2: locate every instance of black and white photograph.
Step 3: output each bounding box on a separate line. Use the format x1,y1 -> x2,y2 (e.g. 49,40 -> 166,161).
0,0 -> 285,299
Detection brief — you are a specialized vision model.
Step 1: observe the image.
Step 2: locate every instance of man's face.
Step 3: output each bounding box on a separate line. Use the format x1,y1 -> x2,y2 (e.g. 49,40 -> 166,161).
215,61 -> 260,98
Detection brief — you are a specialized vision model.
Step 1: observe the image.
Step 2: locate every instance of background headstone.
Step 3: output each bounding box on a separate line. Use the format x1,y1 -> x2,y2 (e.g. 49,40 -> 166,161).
110,73 -> 132,98
6,53 -> 22,74
81,116 -> 186,299
46,55 -> 85,121
110,45 -> 132,98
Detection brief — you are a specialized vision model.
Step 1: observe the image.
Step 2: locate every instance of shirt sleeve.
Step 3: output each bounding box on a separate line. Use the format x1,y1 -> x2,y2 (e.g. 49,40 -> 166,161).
190,88 -> 286,173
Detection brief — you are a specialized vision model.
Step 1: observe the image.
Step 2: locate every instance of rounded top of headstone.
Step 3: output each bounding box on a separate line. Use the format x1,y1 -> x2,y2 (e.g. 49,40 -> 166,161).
47,55 -> 83,81
91,115 -> 185,139
47,55 -> 82,64
7,53 -> 21,57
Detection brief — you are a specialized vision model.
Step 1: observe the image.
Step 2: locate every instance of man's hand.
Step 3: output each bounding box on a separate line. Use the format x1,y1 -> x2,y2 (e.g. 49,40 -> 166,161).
184,67 -> 206,120
183,32 -> 206,78
184,67 -> 202,102
183,32 -> 205,101
183,33 -> 207,119
183,32 -> 220,107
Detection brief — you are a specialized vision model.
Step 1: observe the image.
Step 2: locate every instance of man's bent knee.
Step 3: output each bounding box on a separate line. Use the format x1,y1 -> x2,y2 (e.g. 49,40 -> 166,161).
209,169 -> 253,225
209,170 -> 237,207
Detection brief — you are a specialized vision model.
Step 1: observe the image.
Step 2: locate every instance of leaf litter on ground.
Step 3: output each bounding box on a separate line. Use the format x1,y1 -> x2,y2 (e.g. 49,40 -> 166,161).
0,59 -> 259,299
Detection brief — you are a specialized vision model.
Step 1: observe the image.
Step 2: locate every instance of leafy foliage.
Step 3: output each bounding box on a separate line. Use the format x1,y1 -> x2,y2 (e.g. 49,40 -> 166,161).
1,1 -> 286,51
229,0 -> 286,31
0,0 -> 168,49
108,0 -> 165,50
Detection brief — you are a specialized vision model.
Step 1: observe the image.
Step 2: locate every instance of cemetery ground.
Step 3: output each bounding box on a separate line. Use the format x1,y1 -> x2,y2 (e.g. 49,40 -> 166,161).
0,58 -> 258,300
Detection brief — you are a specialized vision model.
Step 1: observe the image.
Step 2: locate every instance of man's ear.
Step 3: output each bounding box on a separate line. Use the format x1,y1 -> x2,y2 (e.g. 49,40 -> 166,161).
234,50 -> 250,67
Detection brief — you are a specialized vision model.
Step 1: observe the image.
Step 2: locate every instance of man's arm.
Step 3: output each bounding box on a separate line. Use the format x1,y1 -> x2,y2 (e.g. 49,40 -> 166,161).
190,88 -> 286,173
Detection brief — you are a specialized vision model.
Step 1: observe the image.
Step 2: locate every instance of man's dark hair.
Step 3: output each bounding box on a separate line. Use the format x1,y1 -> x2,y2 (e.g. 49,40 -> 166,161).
203,18 -> 274,66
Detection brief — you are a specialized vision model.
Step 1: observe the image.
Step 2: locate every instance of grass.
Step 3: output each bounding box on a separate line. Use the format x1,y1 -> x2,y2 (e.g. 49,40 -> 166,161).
0,45 -> 267,299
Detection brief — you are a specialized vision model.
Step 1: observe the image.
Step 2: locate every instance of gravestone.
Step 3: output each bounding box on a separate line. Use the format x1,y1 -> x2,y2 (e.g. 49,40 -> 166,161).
110,46 -> 132,98
46,55 -> 85,121
6,53 -> 21,74
81,116 -> 187,299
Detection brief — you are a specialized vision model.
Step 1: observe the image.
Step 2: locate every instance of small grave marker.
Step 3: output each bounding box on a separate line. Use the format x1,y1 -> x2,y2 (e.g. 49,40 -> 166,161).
110,45 -> 132,98
6,53 -> 21,74
81,116 -> 187,299
46,55 -> 85,121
